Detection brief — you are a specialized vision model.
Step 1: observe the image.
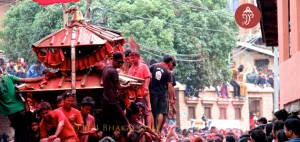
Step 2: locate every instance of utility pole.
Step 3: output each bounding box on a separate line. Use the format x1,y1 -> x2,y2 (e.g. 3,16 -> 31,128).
62,4 -> 68,25
85,0 -> 93,19
273,46 -> 279,111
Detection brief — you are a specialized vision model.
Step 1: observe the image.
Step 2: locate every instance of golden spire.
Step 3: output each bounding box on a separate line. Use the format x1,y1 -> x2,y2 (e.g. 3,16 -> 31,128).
65,6 -> 84,23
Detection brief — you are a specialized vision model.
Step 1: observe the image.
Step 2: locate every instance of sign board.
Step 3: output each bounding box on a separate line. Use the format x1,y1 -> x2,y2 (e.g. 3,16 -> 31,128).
191,119 -> 205,129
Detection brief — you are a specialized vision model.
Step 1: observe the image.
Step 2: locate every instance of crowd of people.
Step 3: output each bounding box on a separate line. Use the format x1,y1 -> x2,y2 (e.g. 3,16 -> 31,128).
158,109 -> 300,142
184,62 -> 275,99
0,58 -> 44,79
100,50 -> 177,142
247,109 -> 300,142
0,50 -> 178,142
218,62 -> 274,99
0,50 -> 299,142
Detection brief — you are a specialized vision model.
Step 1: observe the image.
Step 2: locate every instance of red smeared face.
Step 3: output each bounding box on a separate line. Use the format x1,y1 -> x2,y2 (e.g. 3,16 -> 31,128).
81,105 -> 92,116
125,56 -> 131,63
63,96 -> 75,109
57,100 -> 63,108
130,55 -> 140,65
40,109 -> 52,121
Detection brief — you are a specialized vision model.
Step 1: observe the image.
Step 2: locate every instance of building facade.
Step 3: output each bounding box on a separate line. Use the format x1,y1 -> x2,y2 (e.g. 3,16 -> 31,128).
174,83 -> 273,131
233,44 -> 274,73
277,0 -> 300,111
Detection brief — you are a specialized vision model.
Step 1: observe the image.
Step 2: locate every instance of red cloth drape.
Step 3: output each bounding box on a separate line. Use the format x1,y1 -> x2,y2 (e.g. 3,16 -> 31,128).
33,42 -> 121,71
33,0 -> 80,5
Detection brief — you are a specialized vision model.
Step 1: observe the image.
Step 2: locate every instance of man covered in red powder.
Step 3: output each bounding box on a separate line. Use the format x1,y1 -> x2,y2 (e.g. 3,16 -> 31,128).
39,102 -> 78,142
128,51 -> 153,129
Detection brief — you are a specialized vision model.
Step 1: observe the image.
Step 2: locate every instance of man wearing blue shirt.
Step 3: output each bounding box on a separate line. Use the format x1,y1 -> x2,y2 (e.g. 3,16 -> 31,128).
26,60 -> 44,78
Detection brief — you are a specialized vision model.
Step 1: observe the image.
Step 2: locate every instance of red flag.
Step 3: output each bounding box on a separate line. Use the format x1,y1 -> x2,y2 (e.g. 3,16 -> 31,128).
129,37 -> 140,52
33,0 -> 80,5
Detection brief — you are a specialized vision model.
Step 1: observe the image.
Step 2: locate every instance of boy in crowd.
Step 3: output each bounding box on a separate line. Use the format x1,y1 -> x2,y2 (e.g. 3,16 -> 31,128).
79,97 -> 101,142
6,59 -> 16,75
39,102 -> 78,142
127,103 -> 160,142
284,119 -> 300,142
26,60 -> 44,78
250,130 -> 267,142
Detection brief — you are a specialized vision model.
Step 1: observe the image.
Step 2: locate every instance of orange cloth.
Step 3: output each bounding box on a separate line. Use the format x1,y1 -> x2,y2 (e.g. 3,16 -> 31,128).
33,41 -> 121,71
56,107 -> 84,126
237,72 -> 247,96
40,109 -> 77,141
128,63 -> 151,98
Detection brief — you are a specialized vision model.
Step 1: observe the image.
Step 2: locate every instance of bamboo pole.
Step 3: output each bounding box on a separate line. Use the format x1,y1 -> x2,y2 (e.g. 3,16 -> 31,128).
71,27 -> 77,99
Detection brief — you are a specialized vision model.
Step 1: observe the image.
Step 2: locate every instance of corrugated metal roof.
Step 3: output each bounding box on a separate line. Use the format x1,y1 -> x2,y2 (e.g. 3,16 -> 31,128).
237,42 -> 274,56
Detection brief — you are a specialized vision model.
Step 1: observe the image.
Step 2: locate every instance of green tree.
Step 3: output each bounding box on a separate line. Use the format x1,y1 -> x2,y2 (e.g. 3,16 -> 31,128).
171,0 -> 238,89
97,0 -> 238,89
0,0 -> 237,89
0,1 -> 63,63
0,0 -> 88,63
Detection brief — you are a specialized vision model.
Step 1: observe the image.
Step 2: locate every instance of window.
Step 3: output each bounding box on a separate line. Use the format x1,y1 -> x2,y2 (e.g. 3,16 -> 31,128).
255,59 -> 269,72
235,107 -> 242,120
248,98 -> 261,117
219,107 -> 227,119
204,107 -> 212,119
188,107 -> 196,120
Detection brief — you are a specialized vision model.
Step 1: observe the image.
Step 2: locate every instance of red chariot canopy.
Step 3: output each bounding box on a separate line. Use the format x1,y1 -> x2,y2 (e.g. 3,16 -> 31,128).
32,21 -> 125,71
23,8 -> 130,92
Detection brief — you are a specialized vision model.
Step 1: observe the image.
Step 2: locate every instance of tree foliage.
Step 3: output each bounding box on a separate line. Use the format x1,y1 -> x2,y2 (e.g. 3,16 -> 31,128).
0,0 -> 238,88
0,0 -> 63,63
96,0 -> 238,89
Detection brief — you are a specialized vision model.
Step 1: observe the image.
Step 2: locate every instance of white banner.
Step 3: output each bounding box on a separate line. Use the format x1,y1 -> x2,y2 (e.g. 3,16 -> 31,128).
191,119 -> 205,129
207,119 -> 241,129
